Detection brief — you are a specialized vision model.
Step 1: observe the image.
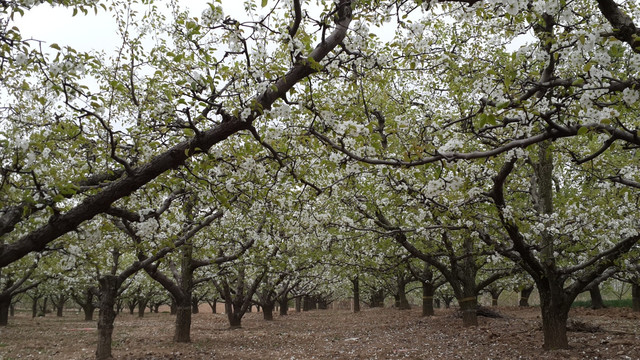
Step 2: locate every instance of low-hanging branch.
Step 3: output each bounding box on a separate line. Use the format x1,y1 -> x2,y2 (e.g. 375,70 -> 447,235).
0,0 -> 353,268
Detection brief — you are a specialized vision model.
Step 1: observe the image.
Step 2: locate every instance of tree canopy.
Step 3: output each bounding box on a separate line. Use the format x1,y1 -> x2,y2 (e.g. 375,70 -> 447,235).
2,0 -> 640,354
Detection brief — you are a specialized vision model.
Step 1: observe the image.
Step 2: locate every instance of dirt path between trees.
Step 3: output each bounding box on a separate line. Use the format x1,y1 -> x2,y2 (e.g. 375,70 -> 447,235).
0,306 -> 638,359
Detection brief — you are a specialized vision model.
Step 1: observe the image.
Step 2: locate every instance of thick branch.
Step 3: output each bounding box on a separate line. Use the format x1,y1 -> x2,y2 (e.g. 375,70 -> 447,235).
0,2 -> 352,268
489,160 -> 546,278
596,0 -> 640,53
609,175 -> 640,189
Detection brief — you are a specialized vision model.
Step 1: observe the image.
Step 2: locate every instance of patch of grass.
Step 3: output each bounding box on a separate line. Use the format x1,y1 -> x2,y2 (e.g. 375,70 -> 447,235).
572,299 -> 633,308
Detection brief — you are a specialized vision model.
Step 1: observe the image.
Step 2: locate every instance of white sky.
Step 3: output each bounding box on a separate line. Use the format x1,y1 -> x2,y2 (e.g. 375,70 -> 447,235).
11,2 -> 531,60
10,1 -> 248,53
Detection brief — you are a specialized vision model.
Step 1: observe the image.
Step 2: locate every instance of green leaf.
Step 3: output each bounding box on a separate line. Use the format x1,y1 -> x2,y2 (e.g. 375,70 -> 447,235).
572,78 -> 585,86
50,43 -> 61,50
583,62 -> 594,72
261,0 -> 268,7
496,101 -> 510,110
577,127 -> 588,135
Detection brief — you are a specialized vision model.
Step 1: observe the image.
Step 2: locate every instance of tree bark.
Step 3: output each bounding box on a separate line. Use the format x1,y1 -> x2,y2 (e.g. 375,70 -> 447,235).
317,297 -> 328,310
137,300 -> 147,318
127,300 -> 136,315
169,298 -> 176,315
442,295 -> 453,308
31,296 -> 38,318
0,297 -> 10,326
262,303 -> 274,320
295,297 -> 301,312
370,288 -> 384,307
96,275 -> 118,360
303,295 -> 315,311
225,301 -> 242,328
191,298 -> 199,314
589,284 -> 606,309
396,281 -> 410,310
38,297 -> 48,316
520,286 -> 534,307
489,290 -> 501,307
538,284 -> 571,350
422,282 -> 434,316
459,296 -> 478,327
352,276 -> 360,313
55,300 -> 65,317
174,302 -> 192,343
632,282 -> 640,312
279,298 -> 289,316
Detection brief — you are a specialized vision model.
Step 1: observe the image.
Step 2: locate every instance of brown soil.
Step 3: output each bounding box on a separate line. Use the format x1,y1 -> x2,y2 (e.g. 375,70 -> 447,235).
0,306 -> 638,359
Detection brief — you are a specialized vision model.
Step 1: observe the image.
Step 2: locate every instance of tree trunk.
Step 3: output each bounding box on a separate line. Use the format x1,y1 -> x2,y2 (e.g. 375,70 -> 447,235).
225,302 -> 242,328
303,295 -> 315,311
370,288 -> 384,307
96,275 -> 118,360
519,286 -> 534,307
127,303 -> 135,315
396,276 -> 411,310
31,296 -> 38,318
295,297 -> 301,312
262,303 -> 274,320
352,276 -> 360,313
317,298 -> 328,310
170,299 -> 176,315
115,298 -> 124,315
538,285 -> 571,350
459,296 -> 478,327
137,300 -> 147,318
632,283 -> 640,312
422,282 -> 434,316
589,285 -> 606,309
540,303 -> 569,349
0,297 -> 10,326
39,297 -> 48,316
82,303 -> 96,321
173,301 -> 192,343
442,295 -> 452,308
56,302 -> 64,317
191,298 -> 199,314
279,298 -> 288,316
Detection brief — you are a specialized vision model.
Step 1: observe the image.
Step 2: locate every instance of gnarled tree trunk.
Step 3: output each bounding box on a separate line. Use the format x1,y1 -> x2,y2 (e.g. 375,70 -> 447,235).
96,276 -> 118,360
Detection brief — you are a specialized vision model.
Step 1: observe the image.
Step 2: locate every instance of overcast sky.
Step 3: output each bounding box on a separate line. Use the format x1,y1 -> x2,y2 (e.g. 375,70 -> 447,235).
11,2 -> 530,59
11,1 -> 248,53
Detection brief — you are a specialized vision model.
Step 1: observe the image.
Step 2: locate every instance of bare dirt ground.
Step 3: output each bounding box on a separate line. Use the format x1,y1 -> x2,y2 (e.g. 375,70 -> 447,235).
0,306 -> 638,359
